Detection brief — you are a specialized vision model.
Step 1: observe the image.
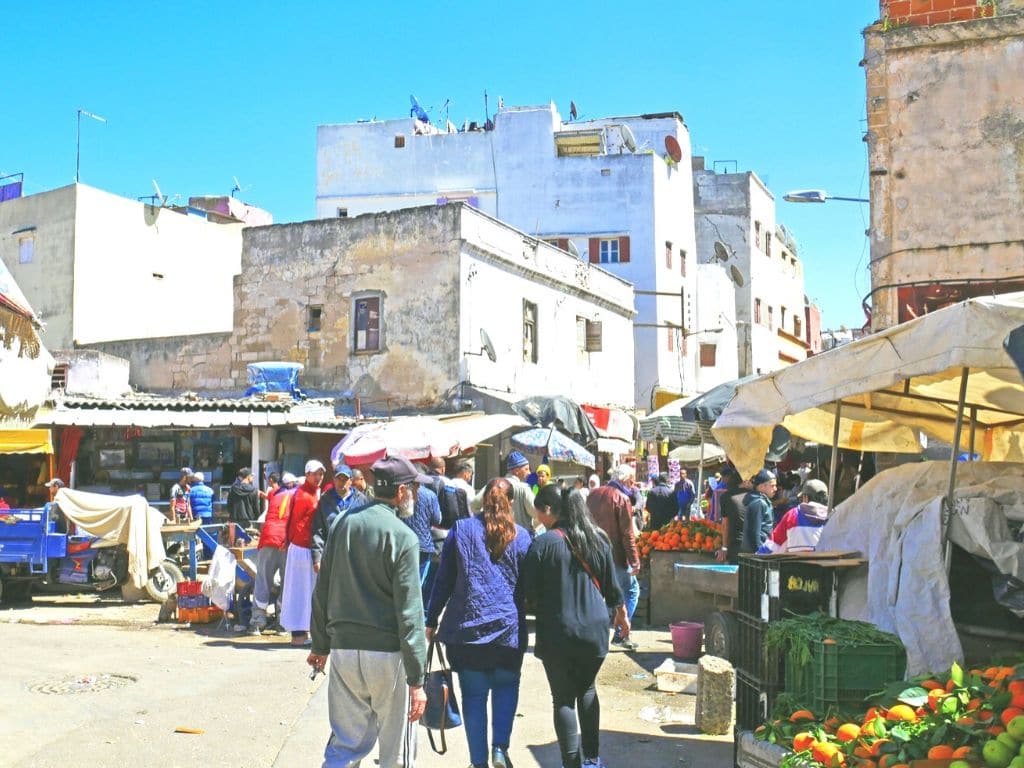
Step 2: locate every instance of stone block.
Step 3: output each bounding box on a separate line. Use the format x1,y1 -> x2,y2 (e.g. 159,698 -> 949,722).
654,659 -> 699,694
694,654 -> 734,736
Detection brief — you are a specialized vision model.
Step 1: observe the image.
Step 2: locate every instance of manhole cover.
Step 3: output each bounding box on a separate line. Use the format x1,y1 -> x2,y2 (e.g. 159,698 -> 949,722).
28,673 -> 137,695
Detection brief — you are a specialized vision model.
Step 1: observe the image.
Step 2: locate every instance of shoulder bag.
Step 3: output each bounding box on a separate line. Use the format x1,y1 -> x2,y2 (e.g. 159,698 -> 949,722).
420,639 -> 462,754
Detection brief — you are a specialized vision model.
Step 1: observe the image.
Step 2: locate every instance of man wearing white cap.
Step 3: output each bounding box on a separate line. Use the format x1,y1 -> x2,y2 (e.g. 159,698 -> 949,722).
281,459 -> 325,646
252,472 -> 299,633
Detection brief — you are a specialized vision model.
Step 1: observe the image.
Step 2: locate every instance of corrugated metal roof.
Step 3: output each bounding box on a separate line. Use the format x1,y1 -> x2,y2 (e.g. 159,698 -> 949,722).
34,395 -> 347,429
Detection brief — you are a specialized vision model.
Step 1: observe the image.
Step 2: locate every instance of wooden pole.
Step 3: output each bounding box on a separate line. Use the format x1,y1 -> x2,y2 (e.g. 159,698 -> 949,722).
944,367 -> 970,573
827,401 -> 842,513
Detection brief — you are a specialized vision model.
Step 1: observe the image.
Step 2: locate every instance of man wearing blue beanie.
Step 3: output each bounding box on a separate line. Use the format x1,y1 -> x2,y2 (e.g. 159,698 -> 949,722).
475,450 -> 539,534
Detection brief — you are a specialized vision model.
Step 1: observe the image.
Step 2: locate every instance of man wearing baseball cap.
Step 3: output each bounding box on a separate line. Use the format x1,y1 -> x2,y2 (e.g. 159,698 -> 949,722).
758,479 -> 830,555
280,459 -> 325,646
741,468 -> 778,555
310,462 -> 369,571
309,456 -> 430,768
251,472 -> 299,634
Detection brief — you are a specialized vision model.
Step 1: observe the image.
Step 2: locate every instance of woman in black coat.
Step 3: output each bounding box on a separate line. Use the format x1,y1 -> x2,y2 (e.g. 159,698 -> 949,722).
522,486 -> 629,768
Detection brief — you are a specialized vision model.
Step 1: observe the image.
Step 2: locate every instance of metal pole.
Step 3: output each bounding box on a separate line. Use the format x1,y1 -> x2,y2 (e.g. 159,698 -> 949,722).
695,438 -> 705,519
826,401 -> 842,513
75,109 -> 82,183
968,406 -> 978,461
943,367 -> 970,573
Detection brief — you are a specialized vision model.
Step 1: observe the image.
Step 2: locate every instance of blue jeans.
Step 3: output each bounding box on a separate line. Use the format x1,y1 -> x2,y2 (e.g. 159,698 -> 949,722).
614,566 -> 640,638
457,666 -> 521,766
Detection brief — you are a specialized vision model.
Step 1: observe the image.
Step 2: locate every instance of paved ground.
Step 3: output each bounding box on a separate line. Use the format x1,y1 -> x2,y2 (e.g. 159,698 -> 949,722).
2,596 -> 733,768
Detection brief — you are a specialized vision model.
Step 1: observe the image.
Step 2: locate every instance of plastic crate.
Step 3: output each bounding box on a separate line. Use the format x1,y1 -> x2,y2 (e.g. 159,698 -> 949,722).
736,669 -> 779,733
190,606 -> 223,624
738,556 -> 836,621
784,639 -> 906,713
735,612 -> 784,685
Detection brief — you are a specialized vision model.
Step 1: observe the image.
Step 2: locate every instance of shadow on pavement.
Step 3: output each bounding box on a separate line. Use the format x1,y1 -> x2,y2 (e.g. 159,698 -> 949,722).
526,726 -> 732,767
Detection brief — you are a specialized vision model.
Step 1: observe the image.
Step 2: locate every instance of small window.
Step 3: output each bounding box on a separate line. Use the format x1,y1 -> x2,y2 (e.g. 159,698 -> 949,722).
766,232 -> 772,257
599,238 -> 620,264
754,221 -> 761,247
394,135 -> 406,148
699,344 -> 717,367
50,363 -> 69,390
680,249 -> 687,277
523,301 -> 538,363
780,306 -> 787,331
353,295 -> 382,352
767,305 -> 774,330
18,235 -> 33,264
794,316 -> 803,338
665,241 -> 673,270
308,305 -> 323,333
336,207 -> 348,218
754,298 -> 762,324
667,323 -> 675,353
585,319 -> 602,352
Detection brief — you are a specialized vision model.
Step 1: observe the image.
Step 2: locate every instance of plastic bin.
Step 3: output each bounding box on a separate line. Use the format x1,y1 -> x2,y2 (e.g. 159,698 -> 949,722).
670,621 -> 703,659
785,639 -> 907,713
736,669 -> 779,732
738,556 -> 836,621
734,611 -> 784,685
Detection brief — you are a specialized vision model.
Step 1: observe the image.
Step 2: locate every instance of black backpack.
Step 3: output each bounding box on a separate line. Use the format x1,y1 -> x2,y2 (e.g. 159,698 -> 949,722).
431,477 -> 469,529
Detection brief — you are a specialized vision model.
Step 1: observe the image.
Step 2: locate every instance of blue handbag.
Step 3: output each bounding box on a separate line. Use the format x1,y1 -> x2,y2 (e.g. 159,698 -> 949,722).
421,640 -> 462,754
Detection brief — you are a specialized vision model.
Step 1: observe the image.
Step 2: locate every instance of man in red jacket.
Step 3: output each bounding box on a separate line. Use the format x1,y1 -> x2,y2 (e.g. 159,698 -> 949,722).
587,464 -> 641,651
251,472 -> 297,634
281,460 -> 324,646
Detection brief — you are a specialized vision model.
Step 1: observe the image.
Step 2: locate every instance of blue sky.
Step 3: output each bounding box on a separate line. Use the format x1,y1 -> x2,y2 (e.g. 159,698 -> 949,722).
3,1 -> 879,329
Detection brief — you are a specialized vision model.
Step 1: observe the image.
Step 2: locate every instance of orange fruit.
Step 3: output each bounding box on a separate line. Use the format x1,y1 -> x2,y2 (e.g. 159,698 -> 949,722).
812,742 -> 845,766
926,745 -> 954,759
886,704 -> 917,723
952,746 -> 972,757
966,697 -> 981,711
1012,694 -> 1024,709
999,708 -> 1024,724
945,678 -> 957,692
792,732 -> 816,751
977,708 -> 994,722
920,679 -> 944,690
928,689 -> 949,711
986,724 -> 1005,736
837,723 -> 861,742
1009,680 -> 1024,696
790,709 -> 816,724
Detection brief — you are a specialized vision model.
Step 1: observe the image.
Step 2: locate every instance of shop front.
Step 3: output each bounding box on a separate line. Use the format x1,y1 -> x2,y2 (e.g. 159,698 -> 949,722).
0,429 -> 55,508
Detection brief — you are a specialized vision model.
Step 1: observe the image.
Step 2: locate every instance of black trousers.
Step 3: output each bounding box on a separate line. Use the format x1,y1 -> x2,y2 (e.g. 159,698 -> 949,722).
541,654 -> 605,768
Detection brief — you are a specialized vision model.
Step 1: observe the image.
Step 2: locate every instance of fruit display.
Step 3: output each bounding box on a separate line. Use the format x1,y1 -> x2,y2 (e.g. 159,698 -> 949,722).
636,518 -> 723,556
754,660 -> 1024,767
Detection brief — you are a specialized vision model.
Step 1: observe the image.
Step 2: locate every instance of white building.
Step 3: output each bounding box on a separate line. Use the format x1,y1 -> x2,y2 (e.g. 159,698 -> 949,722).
0,184 -> 262,350
90,204 -> 637,410
316,102 -> 717,410
692,162 -> 811,376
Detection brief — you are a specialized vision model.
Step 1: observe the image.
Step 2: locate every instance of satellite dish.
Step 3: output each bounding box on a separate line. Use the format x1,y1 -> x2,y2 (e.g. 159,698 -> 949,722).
713,241 -> 730,262
570,100 -> 578,121
480,328 -> 497,362
664,135 -> 683,164
729,265 -> 745,287
567,240 -> 581,259
621,125 -> 637,153
409,94 -> 430,123
151,179 -> 167,207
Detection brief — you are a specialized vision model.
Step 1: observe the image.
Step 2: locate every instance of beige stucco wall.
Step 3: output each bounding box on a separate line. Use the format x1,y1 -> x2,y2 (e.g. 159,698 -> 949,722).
865,11 -> 1024,329
0,185 -> 77,348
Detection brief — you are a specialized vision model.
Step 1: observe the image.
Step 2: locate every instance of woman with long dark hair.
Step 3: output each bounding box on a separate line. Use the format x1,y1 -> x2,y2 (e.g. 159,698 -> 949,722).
426,477 -> 532,768
523,486 -> 629,768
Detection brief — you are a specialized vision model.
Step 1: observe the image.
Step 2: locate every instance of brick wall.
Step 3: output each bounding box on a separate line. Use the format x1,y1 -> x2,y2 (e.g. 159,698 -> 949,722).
880,0 -> 996,27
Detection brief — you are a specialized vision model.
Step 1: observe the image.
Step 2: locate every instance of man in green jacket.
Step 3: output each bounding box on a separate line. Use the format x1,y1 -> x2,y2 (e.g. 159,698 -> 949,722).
308,456 -> 430,768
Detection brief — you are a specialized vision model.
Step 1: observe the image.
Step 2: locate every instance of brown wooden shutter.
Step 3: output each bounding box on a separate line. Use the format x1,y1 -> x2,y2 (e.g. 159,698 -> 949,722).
588,237 -> 600,264
585,320 -> 603,352
619,236 -> 630,263
557,238 -> 569,252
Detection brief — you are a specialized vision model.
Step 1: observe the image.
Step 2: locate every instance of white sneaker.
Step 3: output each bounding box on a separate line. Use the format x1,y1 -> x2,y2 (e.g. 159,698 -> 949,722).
583,758 -> 606,767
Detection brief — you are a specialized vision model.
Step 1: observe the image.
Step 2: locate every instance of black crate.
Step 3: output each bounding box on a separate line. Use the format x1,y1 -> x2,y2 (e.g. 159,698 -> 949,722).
735,611 -> 784,685
738,556 -> 836,621
736,669 -> 779,733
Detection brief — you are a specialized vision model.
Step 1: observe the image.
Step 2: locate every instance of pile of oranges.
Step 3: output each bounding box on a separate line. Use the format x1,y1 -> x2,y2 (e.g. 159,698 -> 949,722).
636,518 -> 723,557
756,662 -> 1024,767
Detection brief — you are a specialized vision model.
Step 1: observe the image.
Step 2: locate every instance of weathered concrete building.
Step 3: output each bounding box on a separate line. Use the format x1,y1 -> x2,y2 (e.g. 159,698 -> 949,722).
865,0 -> 1024,329
692,162 -> 814,376
0,184 -> 253,349
316,102 -> 705,409
91,204 -> 636,410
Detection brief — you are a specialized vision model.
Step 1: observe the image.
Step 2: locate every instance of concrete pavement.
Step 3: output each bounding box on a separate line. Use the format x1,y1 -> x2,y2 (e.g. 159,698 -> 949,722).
1,597 -> 733,767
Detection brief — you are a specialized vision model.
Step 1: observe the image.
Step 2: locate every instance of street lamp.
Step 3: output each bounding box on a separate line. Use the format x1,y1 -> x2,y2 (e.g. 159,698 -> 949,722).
783,189 -> 868,204
75,108 -> 107,183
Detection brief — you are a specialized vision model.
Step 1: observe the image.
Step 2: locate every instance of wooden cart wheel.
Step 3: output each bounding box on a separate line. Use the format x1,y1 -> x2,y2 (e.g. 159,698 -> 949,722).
704,610 -> 737,661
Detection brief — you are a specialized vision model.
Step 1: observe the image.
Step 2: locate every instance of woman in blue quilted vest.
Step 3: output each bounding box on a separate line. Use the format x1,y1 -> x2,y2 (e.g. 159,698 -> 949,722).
425,477 -> 532,768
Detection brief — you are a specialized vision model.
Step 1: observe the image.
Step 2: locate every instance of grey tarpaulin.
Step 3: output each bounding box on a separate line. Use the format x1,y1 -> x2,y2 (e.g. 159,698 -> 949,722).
817,461 -> 1024,676
512,396 -> 600,445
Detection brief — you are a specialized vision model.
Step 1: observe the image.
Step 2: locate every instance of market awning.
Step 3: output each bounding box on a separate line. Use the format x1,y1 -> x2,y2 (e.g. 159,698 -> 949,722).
0,428 -> 53,454
713,292 -> 1024,480
439,413 -> 528,449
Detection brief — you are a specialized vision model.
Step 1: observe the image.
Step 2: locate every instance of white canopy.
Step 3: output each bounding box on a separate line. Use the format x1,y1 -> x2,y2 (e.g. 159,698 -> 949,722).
713,293 -> 1024,480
